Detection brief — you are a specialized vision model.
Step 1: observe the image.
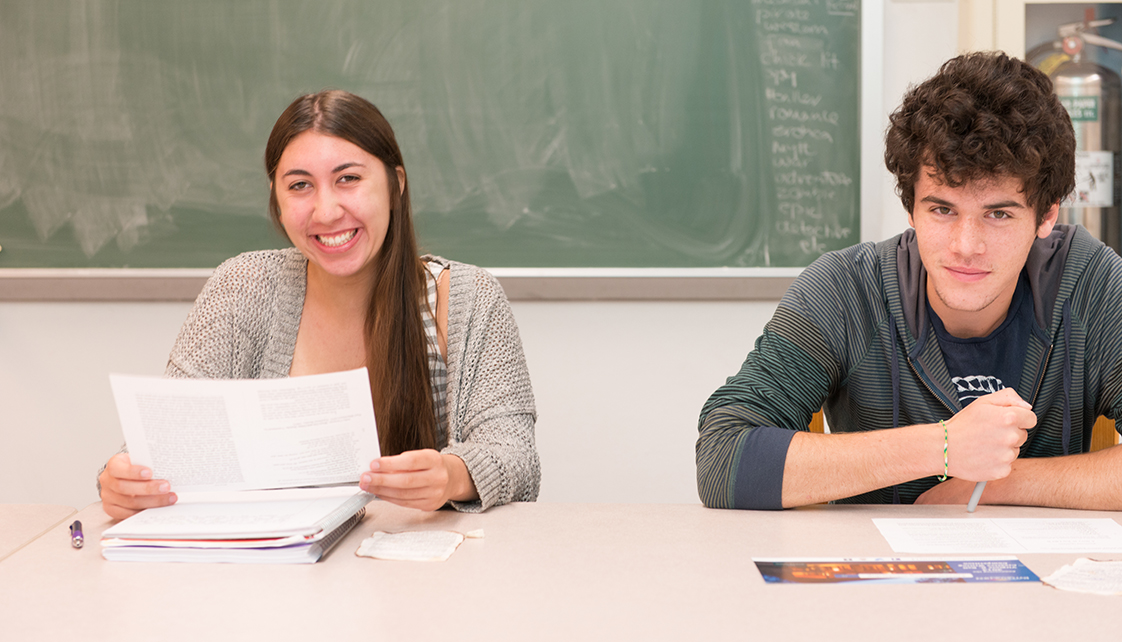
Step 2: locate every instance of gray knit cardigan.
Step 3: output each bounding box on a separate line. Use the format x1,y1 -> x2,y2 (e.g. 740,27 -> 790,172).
165,248 -> 540,512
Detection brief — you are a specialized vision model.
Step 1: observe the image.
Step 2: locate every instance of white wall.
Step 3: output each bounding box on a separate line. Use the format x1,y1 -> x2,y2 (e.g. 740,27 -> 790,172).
0,1 -> 959,510
516,300 -> 776,503
0,302 -> 192,508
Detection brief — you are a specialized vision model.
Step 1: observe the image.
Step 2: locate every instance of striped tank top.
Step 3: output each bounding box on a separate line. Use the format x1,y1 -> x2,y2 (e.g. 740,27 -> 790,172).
423,258 -> 449,446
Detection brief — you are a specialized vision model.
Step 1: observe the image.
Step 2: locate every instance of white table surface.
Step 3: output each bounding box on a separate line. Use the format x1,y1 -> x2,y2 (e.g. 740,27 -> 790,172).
1,501 -> 1119,641
0,503 -> 76,562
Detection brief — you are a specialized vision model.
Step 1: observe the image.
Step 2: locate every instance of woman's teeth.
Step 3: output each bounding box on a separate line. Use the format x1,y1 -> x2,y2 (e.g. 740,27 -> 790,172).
318,229 -> 357,247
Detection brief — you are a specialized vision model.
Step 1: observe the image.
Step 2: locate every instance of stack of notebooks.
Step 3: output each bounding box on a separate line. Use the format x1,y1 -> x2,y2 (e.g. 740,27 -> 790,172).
103,368 -> 381,564
101,487 -> 373,563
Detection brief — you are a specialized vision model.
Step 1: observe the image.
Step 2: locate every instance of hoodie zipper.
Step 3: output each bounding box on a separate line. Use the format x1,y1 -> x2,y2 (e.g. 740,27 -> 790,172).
907,359 -> 954,417
1029,344 -> 1053,408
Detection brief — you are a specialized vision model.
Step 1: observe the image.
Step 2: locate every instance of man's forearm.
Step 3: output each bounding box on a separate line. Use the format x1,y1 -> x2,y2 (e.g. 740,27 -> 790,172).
974,444 -> 1122,510
781,424 -> 945,507
783,390 -> 1039,507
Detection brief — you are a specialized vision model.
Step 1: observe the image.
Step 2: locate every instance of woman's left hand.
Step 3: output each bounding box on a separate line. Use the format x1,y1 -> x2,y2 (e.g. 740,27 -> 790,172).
359,449 -> 478,511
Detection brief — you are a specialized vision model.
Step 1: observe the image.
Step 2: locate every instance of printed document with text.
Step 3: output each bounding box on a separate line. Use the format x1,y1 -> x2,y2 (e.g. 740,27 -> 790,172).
110,368 -> 380,493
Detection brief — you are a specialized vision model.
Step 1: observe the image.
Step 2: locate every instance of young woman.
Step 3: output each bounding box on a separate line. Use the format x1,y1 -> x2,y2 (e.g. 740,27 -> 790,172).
98,91 -> 539,518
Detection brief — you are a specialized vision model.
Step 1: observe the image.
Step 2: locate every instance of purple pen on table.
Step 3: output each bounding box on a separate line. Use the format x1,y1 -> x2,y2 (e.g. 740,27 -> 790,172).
69,520 -> 83,549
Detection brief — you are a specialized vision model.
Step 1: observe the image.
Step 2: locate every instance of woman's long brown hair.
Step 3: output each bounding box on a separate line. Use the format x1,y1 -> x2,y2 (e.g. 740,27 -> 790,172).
263,90 -> 437,456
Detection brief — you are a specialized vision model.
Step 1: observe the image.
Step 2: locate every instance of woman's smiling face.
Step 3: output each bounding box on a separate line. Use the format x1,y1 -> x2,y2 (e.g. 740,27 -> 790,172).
273,130 -> 402,283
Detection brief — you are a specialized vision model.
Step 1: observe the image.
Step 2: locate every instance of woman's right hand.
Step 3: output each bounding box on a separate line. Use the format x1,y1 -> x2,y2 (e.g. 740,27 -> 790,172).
98,453 -> 177,520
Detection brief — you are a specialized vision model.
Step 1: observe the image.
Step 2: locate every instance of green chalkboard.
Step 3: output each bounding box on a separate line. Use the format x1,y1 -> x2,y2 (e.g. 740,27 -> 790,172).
0,0 -> 860,269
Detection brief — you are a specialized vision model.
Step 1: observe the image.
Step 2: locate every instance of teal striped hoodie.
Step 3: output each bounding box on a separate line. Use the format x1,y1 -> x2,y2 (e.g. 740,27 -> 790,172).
697,225 -> 1122,509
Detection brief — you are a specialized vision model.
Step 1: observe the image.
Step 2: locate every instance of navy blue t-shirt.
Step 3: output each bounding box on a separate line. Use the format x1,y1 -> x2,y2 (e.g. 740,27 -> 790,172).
927,272 -> 1033,406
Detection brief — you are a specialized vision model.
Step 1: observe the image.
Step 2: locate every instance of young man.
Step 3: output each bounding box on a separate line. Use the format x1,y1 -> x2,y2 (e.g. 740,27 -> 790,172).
697,51 -> 1122,510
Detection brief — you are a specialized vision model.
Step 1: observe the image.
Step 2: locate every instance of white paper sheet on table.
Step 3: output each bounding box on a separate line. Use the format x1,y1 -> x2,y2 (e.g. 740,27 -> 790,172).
1042,558 -> 1122,595
356,530 -> 467,561
873,518 -> 1122,554
110,367 -> 380,493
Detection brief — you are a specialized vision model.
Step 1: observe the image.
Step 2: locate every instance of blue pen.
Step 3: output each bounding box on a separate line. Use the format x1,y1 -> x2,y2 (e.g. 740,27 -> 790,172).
967,481 -> 986,512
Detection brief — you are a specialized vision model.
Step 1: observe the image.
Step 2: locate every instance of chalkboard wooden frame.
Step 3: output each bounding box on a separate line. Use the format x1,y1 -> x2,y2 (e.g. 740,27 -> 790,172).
0,1 -> 883,302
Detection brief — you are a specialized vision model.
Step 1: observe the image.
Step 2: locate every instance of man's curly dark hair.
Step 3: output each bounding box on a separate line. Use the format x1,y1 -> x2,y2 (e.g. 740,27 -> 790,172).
884,51 -> 1075,225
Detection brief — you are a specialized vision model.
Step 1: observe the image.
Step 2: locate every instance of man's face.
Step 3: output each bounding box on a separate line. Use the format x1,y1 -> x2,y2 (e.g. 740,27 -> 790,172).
909,168 -> 1058,338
